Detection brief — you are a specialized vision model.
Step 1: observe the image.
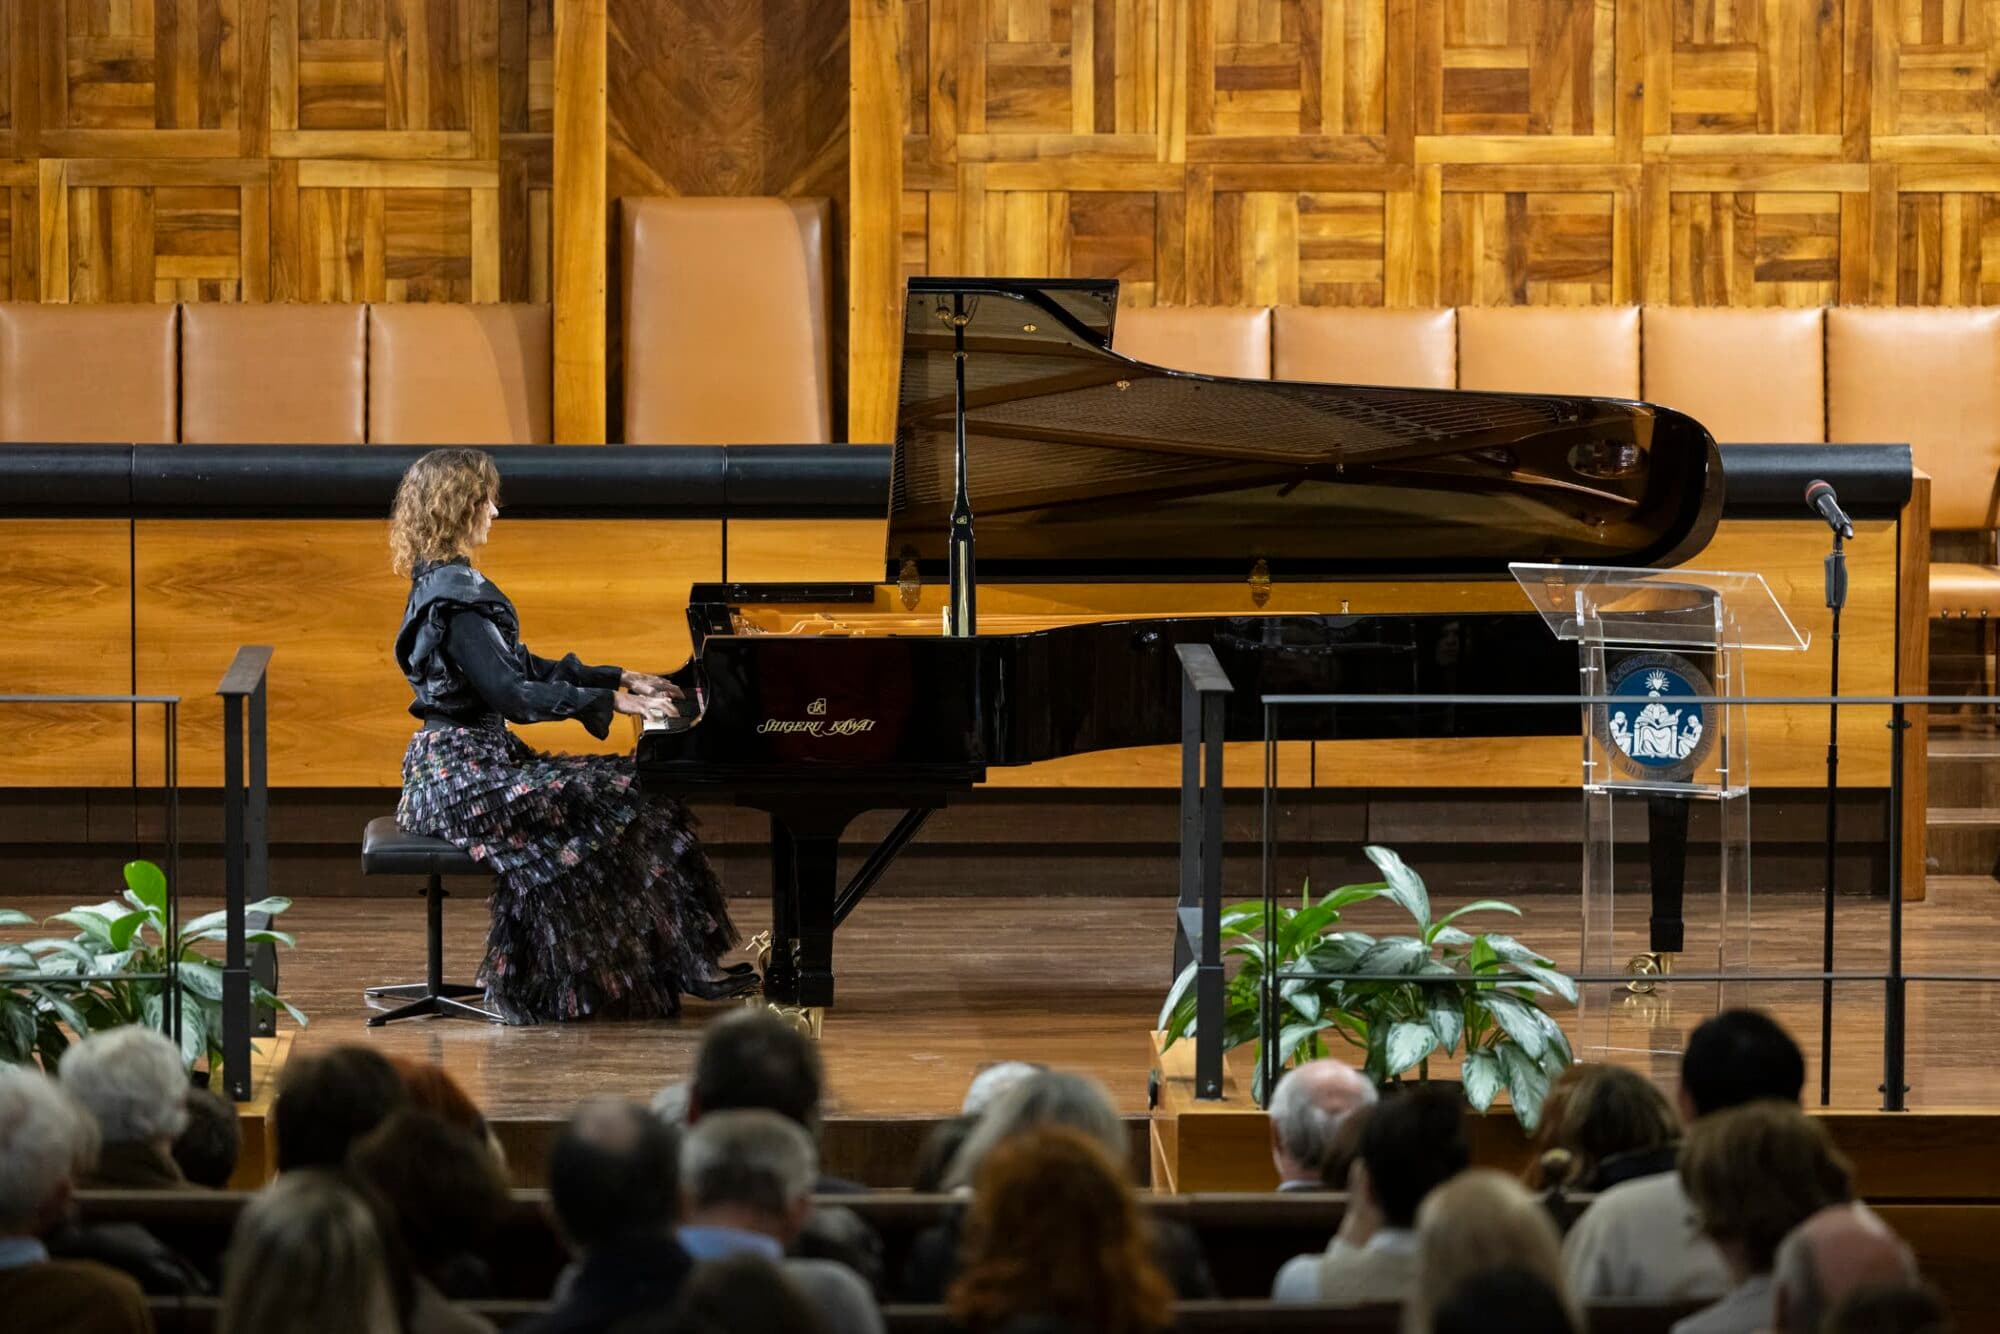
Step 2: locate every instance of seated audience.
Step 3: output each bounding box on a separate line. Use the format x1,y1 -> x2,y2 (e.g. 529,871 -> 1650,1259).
517,1097 -> 691,1334
0,1065 -> 150,1334
1526,1064 -> 1680,1194
1430,1266 -> 1580,1334
1563,1009 -> 1806,1302
350,1109 -> 513,1332
1272,1083 -> 1468,1303
689,1010 -> 883,1289
1406,1169 -> 1580,1333
1772,1204 -> 1919,1334
171,1088 -> 242,1188
387,1056 -> 497,1148
960,1061 -> 1042,1116
59,1026 -> 190,1189
219,1170 -> 401,1334
273,1045 -> 410,1171
1268,1058 -> 1378,1191
1675,1101 -> 1854,1334
910,1114 -> 976,1193
652,1079 -> 691,1126
1826,1282 -> 1953,1334
903,1070 -> 1214,1301
676,1109 -> 883,1334
947,1126 -> 1174,1334
646,1252 -> 828,1334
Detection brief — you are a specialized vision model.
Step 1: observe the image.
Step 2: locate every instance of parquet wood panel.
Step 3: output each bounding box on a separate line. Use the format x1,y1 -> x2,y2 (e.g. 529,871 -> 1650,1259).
855,0 -> 2000,429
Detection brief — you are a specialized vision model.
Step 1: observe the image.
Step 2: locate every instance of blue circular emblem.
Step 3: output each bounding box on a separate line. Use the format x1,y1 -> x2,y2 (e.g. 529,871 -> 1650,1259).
1598,651 -> 1715,783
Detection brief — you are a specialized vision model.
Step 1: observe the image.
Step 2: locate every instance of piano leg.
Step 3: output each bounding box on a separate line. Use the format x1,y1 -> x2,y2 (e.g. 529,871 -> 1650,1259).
765,810 -> 851,1010
1646,794 -> 1690,957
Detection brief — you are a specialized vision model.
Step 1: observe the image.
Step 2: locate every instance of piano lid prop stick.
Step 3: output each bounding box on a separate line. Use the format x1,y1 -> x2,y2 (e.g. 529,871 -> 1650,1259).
945,292 -> 977,638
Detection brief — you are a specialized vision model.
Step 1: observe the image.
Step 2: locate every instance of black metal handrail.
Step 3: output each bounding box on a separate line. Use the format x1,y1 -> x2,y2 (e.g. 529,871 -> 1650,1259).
1174,645 -> 1232,1100
216,647 -> 272,1102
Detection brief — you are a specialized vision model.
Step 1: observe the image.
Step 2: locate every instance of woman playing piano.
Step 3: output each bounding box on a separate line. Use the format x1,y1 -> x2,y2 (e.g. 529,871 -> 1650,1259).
388,448 -> 756,1023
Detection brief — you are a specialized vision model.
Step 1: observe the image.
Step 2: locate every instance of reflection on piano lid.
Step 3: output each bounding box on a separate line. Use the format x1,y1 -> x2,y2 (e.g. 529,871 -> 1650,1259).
889,277 -> 1723,582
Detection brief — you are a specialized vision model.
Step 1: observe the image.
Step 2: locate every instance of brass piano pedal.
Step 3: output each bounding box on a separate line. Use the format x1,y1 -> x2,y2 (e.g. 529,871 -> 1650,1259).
1625,951 -> 1673,995
757,1002 -> 823,1040
746,931 -> 774,972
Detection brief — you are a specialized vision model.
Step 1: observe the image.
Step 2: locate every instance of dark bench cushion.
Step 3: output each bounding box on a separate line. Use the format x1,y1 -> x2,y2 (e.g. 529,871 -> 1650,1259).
361,816 -> 484,877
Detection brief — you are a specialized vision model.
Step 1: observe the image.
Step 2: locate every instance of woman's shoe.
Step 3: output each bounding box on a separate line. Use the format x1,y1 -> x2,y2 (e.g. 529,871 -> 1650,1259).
721,961 -> 756,976
685,969 -> 761,1001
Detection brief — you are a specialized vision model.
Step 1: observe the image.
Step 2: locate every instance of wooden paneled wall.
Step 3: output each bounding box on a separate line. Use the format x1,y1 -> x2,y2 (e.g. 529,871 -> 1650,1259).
848,0 -> 2000,437
0,3 -> 558,307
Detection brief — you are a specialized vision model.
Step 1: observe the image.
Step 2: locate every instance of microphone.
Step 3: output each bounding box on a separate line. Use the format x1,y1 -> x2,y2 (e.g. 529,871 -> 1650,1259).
1805,479 -> 1854,539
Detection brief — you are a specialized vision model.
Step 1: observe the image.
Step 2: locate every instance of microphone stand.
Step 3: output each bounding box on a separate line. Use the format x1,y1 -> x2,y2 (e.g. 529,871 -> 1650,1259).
1818,526 -> 1846,1106
945,293 -> 976,638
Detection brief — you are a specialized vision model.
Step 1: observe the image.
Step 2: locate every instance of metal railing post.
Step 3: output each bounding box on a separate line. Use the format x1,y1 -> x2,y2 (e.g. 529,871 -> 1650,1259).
1174,645 -> 1234,1101
216,646 -> 273,1103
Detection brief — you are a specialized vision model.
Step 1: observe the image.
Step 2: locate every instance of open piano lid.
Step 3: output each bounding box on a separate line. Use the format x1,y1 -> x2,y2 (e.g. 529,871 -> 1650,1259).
887,277 -> 1723,582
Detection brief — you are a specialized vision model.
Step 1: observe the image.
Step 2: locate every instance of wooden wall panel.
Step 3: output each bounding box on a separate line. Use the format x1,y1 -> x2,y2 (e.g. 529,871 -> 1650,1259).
855,0 -> 2000,430
0,521 -> 133,788
0,0 -> 551,307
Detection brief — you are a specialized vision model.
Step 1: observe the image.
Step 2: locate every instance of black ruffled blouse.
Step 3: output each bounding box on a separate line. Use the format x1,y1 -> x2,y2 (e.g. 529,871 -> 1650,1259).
394,558 -> 622,738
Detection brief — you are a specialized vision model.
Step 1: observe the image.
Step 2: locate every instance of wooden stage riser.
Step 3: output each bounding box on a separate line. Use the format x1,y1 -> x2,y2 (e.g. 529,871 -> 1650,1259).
0,788 -> 1901,900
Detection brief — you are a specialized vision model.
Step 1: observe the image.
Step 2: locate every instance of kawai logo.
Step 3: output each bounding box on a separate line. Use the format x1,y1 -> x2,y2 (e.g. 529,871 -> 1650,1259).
757,698 -> 877,737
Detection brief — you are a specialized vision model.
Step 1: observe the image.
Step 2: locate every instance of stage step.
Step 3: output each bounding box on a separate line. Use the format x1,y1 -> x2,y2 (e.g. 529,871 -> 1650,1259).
1927,807 -> 2000,827
1926,874 -> 2000,895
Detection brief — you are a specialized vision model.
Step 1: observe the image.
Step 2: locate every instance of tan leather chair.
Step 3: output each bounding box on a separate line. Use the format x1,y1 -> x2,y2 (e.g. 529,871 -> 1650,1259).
0,304 -> 178,442
1456,306 -> 1641,399
182,305 -> 368,445
1828,307 -> 2000,620
1112,307 -> 1272,379
368,305 -> 552,444
1273,308 -> 1456,387
622,197 -> 833,444
1642,308 -> 1825,444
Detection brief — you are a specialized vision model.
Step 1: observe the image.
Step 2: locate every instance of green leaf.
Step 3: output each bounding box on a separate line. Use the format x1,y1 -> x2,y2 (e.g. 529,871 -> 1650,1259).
1364,845 -> 1431,932
1429,925 -> 1476,950
1384,1020 -> 1439,1077
1319,882 -> 1390,913
175,961 -> 225,1003
1502,957 -> 1579,1005
122,861 -> 169,912
1287,988 -> 1323,1024
1158,962 -> 1199,1032
0,909 -> 33,928
179,898 -> 294,942
1480,991 -> 1549,1060
1427,990 -> 1465,1056
31,986 -> 93,1042
21,939 -> 96,969
1498,1042 -> 1553,1131
1353,937 -> 1429,977
1427,900 -> 1522,943
50,906 -> 124,945
105,911 -> 151,953
1278,1021 -> 1336,1068
1462,1049 -> 1504,1111
252,982 -> 309,1030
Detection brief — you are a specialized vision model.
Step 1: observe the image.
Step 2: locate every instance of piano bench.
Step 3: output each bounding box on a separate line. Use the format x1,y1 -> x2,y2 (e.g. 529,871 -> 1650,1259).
359,817 -> 501,1028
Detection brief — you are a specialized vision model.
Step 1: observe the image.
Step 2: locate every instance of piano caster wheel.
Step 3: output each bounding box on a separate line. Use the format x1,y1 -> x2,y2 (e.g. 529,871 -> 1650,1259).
763,1002 -> 823,1040
746,931 -> 774,972
1625,951 -> 1672,995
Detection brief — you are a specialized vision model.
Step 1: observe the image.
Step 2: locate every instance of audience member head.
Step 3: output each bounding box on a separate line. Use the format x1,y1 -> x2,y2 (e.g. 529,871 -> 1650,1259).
1680,1009 -> 1806,1119
912,1114 -> 977,1192
1428,1266 -> 1580,1334
1826,1282 -> 1952,1334
548,1096 -> 681,1253
1773,1205 -> 1920,1334
1407,1169 -> 1577,1334
1268,1059 -> 1378,1186
652,1079 -> 691,1126
57,1024 -> 189,1149
1357,1083 -> 1469,1230
1317,1100 -> 1375,1190
273,1045 -> 408,1172
654,1252 -> 827,1334
1527,1064 -> 1680,1192
349,1109 -> 511,1284
1680,1101 -> 1852,1278
0,1065 -> 94,1240
383,1055 -> 489,1140
218,1170 -> 400,1334
690,1009 -> 825,1135
949,1126 -> 1174,1334
961,1061 -> 1043,1117
946,1070 -> 1125,1190
173,1087 -> 243,1188
679,1109 -> 818,1246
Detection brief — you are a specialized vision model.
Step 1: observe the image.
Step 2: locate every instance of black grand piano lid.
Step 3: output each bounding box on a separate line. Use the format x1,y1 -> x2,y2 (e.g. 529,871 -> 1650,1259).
887,278 -> 1724,583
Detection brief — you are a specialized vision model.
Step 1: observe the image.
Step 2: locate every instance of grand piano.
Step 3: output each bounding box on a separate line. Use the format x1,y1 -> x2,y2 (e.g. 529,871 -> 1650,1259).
638,277 -> 1725,1011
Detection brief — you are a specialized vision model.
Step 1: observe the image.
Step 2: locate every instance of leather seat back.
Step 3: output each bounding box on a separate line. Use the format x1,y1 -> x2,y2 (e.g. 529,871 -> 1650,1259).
622,197 -> 834,444
182,304 -> 368,444
1828,307 -> 2000,532
1112,307 -> 1272,379
368,305 -> 553,444
1643,308 -> 1826,444
1457,306 -> 1641,398
1273,308 -> 1456,387
0,304 -> 178,443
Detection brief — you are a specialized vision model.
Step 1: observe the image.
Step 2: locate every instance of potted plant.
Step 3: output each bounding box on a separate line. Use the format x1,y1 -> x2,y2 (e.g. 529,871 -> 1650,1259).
0,910 -> 94,1068
1159,845 -> 1576,1129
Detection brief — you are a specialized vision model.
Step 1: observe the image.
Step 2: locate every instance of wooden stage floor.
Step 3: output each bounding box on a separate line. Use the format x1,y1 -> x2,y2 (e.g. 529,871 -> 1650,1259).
8,885 -> 1999,1122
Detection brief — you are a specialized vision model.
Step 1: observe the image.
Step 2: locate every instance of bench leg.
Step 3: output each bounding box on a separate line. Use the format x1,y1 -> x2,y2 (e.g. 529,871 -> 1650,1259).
362,872 -> 499,1026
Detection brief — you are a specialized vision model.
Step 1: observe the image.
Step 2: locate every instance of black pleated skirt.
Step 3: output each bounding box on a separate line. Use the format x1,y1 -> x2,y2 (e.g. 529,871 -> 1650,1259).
396,719 -> 738,1024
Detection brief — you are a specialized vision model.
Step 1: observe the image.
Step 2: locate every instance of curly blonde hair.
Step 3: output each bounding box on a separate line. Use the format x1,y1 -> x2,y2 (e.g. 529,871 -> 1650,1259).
389,448 -> 499,577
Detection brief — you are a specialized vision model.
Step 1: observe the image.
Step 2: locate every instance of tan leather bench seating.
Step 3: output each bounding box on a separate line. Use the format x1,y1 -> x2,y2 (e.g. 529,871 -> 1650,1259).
0,304 -> 179,443
181,304 -> 369,445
